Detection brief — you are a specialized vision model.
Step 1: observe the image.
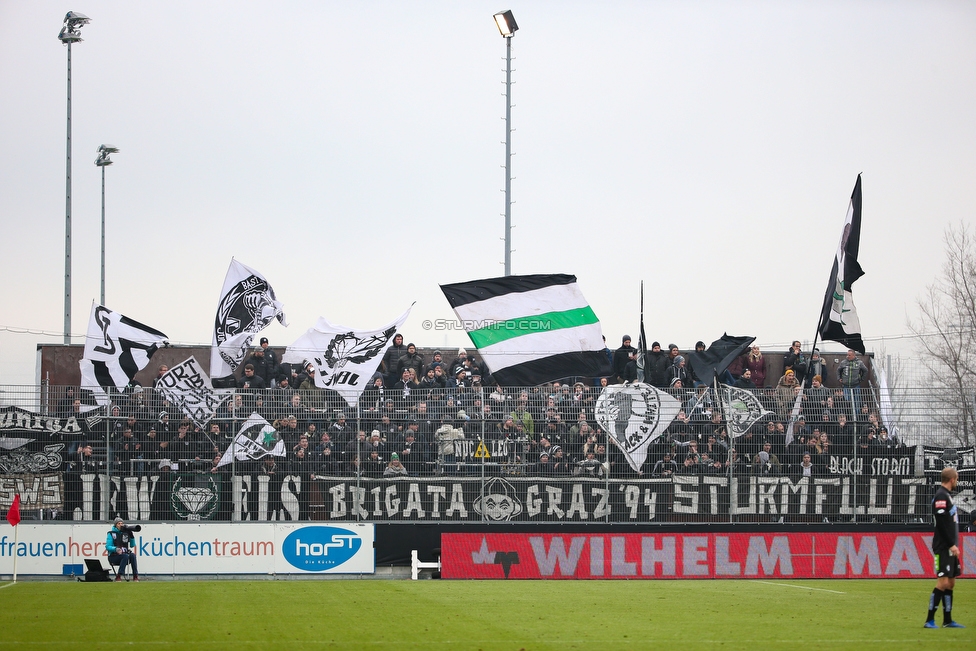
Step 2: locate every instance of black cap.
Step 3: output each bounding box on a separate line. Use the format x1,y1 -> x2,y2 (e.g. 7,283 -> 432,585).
260,337 -> 269,344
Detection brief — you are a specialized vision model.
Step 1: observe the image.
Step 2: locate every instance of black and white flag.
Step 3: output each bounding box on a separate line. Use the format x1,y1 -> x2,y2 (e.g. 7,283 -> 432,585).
818,175 -> 866,354
785,386 -> 805,446
281,305 -> 413,407
216,413 -> 285,467
79,304 -> 169,407
719,384 -> 772,439
594,382 -> 681,472
211,259 -> 287,385
155,357 -> 229,429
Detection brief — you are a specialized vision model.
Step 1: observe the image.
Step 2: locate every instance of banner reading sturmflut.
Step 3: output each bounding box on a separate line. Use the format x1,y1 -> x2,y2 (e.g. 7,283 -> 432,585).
440,274 -> 612,386
281,305 -> 413,407
211,259 -> 288,385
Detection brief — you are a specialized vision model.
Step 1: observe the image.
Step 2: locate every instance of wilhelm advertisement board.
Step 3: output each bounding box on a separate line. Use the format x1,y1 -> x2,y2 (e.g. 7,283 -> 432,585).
442,532 -> 975,580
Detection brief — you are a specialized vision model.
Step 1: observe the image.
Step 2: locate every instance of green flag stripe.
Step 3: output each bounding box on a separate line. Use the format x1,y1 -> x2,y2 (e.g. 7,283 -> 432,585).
468,306 -> 599,348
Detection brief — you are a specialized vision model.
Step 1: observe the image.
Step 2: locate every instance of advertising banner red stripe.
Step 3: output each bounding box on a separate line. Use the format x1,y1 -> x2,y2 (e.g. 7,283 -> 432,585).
442,532 -> 975,580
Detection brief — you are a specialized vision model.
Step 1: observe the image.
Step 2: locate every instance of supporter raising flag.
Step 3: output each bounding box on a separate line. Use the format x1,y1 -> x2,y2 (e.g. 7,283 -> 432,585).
79,304 -> 169,407
282,305 -> 413,408
211,259 -> 288,387
439,274 -> 612,386
818,175 -> 866,354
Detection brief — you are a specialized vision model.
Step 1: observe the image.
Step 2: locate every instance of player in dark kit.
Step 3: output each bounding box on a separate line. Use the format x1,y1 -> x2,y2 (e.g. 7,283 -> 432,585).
925,467 -> 965,628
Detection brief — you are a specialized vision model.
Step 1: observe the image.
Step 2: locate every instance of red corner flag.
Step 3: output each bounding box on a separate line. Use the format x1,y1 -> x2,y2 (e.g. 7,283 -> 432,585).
6,494 -> 21,527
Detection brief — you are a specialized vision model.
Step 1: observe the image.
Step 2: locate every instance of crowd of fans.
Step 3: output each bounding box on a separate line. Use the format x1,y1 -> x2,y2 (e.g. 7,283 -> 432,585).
51,333 -> 899,481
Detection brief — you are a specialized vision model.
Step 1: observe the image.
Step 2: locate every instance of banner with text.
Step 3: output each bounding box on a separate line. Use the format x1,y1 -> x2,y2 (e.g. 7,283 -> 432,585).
0,522 -> 373,576
442,532 -> 975,579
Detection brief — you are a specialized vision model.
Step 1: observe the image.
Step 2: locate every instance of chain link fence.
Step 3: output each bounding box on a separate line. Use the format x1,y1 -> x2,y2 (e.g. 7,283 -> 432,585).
0,379 -> 973,526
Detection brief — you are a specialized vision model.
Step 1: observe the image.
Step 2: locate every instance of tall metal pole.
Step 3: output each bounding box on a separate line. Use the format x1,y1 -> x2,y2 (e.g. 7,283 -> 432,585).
64,41 -> 73,343
59,11 -> 89,341
503,35 -> 513,276
100,163 -> 105,305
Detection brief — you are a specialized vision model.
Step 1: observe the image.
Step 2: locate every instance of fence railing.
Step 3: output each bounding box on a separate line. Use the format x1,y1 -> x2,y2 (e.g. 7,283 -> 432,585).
1,382 -> 973,525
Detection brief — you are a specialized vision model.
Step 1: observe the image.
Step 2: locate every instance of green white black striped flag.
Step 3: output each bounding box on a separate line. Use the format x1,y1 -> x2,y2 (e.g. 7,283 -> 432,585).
439,274 -> 612,386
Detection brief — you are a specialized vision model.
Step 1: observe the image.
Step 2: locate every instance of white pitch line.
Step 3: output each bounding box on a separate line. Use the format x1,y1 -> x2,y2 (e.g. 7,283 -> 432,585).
755,580 -> 845,594
0,582 -> 18,590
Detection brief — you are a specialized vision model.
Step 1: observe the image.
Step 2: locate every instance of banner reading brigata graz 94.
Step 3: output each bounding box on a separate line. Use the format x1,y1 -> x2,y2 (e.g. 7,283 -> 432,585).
441,532 -> 976,579
1,474 -> 936,523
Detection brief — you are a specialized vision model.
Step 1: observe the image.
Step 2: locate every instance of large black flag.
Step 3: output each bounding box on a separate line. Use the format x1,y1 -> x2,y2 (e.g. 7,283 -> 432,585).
688,334 -> 755,386
818,175 -> 866,354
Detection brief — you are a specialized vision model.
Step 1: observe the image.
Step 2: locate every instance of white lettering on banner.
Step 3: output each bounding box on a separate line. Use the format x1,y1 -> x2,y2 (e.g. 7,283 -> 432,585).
295,535 -> 357,557
447,484 -> 467,518
673,476 -> 699,514
884,536 -> 924,575
530,536 -> 586,576
0,474 -> 63,510
641,537 -> 676,576
683,536 -> 709,576
0,408 -> 81,435
715,536 -> 740,576
611,537 -> 636,576
745,536 -> 793,576
833,536 -> 881,575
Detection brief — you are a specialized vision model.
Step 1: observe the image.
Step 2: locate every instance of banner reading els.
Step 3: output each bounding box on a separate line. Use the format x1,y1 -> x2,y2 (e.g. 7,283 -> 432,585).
442,532 -> 975,580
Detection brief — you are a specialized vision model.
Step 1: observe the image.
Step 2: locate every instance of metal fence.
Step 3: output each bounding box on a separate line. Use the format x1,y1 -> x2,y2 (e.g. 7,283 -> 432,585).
1,381 -> 973,525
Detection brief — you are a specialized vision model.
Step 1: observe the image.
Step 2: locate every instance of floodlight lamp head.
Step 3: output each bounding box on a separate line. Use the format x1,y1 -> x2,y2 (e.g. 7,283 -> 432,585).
493,10 -> 518,38
59,11 -> 90,44
95,148 -> 115,167
98,144 -> 120,154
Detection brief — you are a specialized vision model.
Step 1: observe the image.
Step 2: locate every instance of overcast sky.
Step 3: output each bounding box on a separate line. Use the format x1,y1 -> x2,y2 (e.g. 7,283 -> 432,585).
1,1 -> 974,387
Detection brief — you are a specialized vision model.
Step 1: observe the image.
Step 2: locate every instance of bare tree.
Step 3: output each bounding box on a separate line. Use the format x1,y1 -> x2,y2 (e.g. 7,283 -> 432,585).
908,222 -> 976,446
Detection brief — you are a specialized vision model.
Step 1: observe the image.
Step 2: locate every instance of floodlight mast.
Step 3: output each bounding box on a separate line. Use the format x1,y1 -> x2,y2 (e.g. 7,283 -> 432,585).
493,10 -> 518,276
59,11 -> 91,343
95,145 -> 117,305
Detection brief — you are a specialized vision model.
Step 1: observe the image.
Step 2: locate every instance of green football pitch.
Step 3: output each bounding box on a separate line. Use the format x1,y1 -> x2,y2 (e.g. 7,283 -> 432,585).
0,579 -> 970,650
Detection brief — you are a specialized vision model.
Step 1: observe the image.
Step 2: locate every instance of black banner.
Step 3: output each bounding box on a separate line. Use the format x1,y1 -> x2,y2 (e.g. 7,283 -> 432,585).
36,472 -> 935,523
826,446 -> 916,476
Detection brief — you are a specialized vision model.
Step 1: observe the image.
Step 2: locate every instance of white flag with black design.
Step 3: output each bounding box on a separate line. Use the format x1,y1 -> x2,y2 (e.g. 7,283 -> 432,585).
594,382 -> 681,472
155,357 -> 229,429
785,386 -> 805,446
281,305 -> 413,407
79,303 -> 169,407
719,384 -> 772,438
216,413 -> 285,467
211,259 -> 288,385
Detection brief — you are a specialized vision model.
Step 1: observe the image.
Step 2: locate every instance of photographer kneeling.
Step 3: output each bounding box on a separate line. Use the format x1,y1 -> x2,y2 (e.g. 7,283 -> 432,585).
106,517 -> 141,582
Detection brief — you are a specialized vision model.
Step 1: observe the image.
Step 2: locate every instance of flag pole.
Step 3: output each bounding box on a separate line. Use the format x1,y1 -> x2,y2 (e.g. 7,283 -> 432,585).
714,375 -> 734,524
11,522 -> 18,583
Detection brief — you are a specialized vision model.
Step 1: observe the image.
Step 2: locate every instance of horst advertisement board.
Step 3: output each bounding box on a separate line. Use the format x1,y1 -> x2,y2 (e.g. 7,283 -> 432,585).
0,522 -> 374,576
442,532 -> 976,580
